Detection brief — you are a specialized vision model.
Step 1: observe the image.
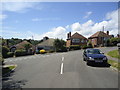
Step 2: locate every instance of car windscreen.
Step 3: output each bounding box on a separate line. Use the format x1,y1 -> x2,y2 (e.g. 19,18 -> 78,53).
87,49 -> 101,54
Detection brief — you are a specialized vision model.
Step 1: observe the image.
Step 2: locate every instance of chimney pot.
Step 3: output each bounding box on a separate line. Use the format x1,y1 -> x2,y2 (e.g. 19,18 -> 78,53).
106,31 -> 109,35
69,32 -> 71,38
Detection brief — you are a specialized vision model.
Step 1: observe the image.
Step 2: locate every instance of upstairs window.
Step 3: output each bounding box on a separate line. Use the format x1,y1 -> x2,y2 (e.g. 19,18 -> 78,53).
72,39 -> 80,43
81,39 -> 84,43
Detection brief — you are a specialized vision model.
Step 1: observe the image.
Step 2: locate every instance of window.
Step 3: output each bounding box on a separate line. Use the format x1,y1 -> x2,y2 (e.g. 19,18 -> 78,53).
81,39 -> 84,43
72,39 -> 80,43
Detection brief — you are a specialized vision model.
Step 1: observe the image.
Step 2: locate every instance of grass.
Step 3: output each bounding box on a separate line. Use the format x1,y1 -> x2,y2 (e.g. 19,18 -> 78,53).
108,60 -> 120,71
107,50 -> 120,59
2,65 -> 16,75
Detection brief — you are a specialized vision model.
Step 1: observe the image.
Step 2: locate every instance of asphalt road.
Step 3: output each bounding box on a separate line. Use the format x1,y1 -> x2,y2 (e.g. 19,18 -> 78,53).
3,47 -> 119,88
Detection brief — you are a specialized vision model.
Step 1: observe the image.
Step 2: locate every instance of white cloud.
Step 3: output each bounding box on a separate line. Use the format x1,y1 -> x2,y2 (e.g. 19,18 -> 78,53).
1,9 -> 118,40
71,22 -> 81,31
69,9 -> 118,38
32,18 -> 40,21
84,11 -> 92,19
1,26 -> 67,40
44,26 -> 66,39
2,2 -> 39,13
0,14 -> 7,20
32,17 -> 60,22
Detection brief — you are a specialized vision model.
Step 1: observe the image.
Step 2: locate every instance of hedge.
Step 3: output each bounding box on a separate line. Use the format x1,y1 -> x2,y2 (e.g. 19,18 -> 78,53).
15,50 -> 27,57
56,46 -> 67,52
2,46 -> 9,58
7,52 -> 14,57
69,45 -> 81,50
81,45 -> 88,49
0,53 -> 4,64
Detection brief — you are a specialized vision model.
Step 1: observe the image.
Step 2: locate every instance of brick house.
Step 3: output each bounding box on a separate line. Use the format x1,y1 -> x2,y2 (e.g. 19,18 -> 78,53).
66,32 -> 88,47
88,31 -> 113,47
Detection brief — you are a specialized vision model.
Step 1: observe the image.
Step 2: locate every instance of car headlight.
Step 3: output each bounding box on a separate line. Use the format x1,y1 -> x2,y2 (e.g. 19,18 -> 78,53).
103,57 -> 107,60
89,57 -> 94,60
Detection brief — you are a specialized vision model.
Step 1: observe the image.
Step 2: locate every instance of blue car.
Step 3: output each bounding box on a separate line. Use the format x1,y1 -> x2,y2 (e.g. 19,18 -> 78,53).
83,48 -> 108,65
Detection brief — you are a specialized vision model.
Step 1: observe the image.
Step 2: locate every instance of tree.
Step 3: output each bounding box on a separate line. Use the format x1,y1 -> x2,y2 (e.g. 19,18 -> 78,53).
2,46 -> 9,58
23,43 -> 32,52
54,39 -> 66,52
87,41 -> 93,48
110,38 -> 120,46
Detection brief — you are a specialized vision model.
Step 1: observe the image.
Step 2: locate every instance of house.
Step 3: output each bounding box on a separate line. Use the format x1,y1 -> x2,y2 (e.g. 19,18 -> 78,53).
10,41 -> 35,52
88,31 -> 112,47
66,32 -> 88,47
36,38 -> 55,52
15,41 -> 34,50
116,34 -> 120,38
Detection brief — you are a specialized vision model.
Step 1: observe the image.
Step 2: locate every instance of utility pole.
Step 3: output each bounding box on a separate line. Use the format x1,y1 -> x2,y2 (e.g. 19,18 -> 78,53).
102,26 -> 104,46
102,26 -> 104,32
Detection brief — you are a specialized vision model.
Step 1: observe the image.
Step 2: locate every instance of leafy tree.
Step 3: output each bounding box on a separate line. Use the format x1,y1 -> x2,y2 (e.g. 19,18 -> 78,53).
110,38 -> 120,46
106,39 -> 110,46
54,39 -> 66,52
2,46 -> 9,58
87,41 -> 93,48
23,43 -> 32,52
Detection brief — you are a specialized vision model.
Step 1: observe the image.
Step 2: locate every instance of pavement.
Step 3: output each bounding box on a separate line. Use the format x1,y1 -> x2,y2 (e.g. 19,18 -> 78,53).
2,46 -> 119,88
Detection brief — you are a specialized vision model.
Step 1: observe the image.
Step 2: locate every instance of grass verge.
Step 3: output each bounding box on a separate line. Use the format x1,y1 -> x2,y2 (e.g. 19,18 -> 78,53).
107,50 -> 120,59
2,65 -> 16,75
108,60 -> 120,71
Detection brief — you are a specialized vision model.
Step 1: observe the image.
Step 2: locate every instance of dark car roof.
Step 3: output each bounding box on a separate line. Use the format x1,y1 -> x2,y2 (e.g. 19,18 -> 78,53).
85,48 -> 100,51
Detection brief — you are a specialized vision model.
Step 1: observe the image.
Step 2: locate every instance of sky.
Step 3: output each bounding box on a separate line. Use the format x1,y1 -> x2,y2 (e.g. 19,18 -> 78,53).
0,2 -> 119,40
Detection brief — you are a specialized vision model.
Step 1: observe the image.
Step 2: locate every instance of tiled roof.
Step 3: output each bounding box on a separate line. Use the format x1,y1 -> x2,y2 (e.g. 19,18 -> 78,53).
16,41 -> 33,49
71,32 -> 87,39
89,31 -> 111,38
37,38 -> 55,46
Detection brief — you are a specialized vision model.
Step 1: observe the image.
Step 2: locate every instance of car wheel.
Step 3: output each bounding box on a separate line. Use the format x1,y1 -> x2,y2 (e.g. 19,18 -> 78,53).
83,58 -> 86,61
86,61 -> 89,65
86,61 -> 91,66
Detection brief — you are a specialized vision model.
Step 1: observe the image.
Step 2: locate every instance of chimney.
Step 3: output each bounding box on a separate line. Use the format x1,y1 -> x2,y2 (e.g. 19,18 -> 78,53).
117,34 -> 120,38
67,33 -> 69,39
106,31 -> 109,35
69,32 -> 71,38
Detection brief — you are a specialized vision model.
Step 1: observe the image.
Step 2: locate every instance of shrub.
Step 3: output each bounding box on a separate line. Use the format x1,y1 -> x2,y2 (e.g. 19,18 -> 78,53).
15,50 -> 27,57
110,38 -> 120,46
7,52 -> 14,57
27,49 -> 34,55
70,45 -> 81,50
56,46 -> 67,52
40,49 -> 46,54
81,45 -> 88,49
0,53 -> 4,65
48,50 -> 54,53
61,46 -> 67,52
2,46 -> 9,58
87,41 -> 93,48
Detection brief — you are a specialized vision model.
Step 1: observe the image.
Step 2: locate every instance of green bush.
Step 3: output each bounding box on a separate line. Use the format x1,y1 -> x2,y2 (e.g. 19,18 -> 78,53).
56,46 -> 67,52
0,53 -> 4,64
87,41 -> 93,48
7,52 -> 14,57
81,45 -> 88,49
2,46 -> 9,58
48,50 -> 54,53
70,45 -> 81,50
110,38 -> 120,46
15,50 -> 27,57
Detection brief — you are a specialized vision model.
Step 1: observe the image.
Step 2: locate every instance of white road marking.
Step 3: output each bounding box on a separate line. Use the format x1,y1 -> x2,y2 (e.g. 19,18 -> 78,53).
62,57 -> 64,61
60,63 -> 64,74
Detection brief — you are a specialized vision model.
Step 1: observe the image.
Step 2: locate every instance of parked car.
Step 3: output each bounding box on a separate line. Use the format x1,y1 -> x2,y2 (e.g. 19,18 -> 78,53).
83,48 -> 108,65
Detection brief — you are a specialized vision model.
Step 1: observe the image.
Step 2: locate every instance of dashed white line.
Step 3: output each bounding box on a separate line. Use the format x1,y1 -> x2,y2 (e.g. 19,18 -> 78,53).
60,63 -> 64,74
62,57 -> 64,61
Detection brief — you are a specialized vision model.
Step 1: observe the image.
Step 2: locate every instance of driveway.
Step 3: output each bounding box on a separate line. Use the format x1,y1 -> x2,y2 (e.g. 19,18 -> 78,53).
2,47 -> 118,88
